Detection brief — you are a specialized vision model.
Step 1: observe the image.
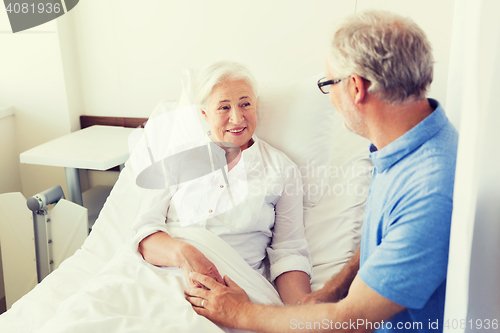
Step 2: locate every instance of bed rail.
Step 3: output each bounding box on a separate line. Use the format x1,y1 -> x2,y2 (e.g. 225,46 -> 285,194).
26,185 -> 65,282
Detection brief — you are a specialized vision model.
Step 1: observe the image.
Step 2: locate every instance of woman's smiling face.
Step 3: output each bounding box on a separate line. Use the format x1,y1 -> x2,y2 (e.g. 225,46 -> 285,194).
202,79 -> 257,151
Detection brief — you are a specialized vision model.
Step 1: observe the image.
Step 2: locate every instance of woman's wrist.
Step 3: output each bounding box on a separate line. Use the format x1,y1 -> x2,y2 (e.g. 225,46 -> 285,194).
175,241 -> 194,268
139,232 -> 189,268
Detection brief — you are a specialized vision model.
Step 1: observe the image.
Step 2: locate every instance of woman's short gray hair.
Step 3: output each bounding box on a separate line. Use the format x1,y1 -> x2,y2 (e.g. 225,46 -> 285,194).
195,60 -> 258,110
328,10 -> 434,104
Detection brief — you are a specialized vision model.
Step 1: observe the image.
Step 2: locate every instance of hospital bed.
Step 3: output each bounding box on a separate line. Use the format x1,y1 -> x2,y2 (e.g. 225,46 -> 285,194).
0,74 -> 372,332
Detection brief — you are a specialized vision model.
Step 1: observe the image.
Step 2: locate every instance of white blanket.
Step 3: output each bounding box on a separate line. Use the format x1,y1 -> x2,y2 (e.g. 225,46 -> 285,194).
35,227 -> 282,333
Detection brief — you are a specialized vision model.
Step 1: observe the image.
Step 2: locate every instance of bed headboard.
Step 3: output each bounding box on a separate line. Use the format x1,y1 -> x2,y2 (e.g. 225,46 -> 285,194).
80,115 -> 148,129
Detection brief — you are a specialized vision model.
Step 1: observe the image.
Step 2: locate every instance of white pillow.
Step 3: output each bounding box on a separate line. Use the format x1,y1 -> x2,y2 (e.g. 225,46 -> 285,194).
306,149 -> 372,291
255,74 -> 336,206
255,75 -> 372,290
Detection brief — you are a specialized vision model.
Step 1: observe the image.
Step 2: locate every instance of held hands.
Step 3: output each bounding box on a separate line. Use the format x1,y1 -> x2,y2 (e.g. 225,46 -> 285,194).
178,243 -> 225,288
185,273 -> 251,329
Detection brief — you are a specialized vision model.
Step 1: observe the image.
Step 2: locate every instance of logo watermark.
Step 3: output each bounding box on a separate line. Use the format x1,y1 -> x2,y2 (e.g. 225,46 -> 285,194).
3,0 -> 80,33
290,319 -> 425,331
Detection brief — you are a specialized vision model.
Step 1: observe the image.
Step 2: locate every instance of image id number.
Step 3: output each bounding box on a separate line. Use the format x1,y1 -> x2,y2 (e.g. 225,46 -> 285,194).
444,319 -> 498,330
6,2 -> 61,14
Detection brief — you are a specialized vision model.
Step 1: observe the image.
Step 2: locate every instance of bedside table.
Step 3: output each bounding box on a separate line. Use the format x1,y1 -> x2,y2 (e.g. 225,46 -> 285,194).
20,125 -> 136,206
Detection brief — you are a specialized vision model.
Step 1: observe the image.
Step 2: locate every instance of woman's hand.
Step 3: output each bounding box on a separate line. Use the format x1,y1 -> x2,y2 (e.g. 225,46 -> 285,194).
178,242 -> 225,288
139,232 -> 224,288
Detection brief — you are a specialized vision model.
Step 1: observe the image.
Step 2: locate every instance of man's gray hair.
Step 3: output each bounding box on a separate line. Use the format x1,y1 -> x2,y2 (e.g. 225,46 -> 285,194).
328,10 -> 434,104
195,60 -> 258,111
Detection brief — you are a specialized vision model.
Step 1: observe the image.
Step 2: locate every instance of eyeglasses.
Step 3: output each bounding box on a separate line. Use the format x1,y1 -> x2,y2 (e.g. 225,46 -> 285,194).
317,77 -> 342,94
317,75 -> 370,94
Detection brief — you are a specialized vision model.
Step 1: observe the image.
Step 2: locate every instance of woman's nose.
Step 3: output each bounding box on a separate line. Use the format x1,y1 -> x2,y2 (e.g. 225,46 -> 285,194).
229,107 -> 244,124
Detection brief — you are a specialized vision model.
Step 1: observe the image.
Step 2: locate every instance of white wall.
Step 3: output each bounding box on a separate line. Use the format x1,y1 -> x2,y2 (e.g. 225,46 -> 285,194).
62,0 -> 356,119
0,107 -> 21,303
0,11 -> 73,198
61,0 -> 454,120
0,0 -> 456,197
0,108 -> 15,302
0,108 -> 21,194
444,0 -> 500,329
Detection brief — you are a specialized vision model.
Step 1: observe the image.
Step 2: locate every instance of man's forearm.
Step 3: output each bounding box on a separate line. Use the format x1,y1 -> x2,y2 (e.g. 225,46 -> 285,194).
239,303 -> 340,333
323,249 -> 360,300
186,270 -> 405,333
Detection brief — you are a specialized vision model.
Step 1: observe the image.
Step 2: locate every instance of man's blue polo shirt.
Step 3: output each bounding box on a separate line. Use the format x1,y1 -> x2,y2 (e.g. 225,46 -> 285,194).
358,99 -> 458,332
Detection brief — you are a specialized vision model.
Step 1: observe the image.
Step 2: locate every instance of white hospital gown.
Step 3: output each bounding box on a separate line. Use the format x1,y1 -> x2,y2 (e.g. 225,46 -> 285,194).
130,135 -> 311,281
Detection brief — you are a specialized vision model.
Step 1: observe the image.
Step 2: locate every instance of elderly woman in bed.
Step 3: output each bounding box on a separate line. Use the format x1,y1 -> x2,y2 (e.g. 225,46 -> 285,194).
132,61 -> 311,305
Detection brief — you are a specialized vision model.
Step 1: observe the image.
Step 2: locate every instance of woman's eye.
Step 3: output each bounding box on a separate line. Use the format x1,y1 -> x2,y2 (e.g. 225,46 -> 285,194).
241,102 -> 250,107
219,106 -> 230,111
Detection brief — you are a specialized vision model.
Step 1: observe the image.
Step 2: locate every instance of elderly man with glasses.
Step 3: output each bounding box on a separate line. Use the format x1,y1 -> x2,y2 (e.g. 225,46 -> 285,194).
185,9 -> 458,333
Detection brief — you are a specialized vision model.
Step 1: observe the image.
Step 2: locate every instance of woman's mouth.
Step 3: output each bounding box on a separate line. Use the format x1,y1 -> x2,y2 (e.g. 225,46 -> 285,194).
227,127 -> 246,135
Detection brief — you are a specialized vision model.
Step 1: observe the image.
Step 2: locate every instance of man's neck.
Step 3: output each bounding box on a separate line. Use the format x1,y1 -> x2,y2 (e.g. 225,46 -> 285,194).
366,98 -> 434,150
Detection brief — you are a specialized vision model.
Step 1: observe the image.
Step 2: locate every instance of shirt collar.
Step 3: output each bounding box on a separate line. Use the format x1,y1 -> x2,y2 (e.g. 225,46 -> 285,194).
369,99 -> 447,172
206,131 -> 259,156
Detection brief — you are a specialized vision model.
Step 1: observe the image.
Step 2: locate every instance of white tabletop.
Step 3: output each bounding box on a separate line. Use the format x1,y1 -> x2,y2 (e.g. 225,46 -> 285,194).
20,125 -> 137,170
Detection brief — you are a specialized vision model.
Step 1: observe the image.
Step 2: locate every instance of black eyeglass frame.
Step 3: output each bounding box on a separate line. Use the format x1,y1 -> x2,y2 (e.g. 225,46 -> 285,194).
317,77 -> 343,94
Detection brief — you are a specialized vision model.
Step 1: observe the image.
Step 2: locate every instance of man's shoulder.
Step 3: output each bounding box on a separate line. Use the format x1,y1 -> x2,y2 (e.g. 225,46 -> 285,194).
383,121 -> 458,207
399,115 -> 458,170
413,120 -> 458,174
424,118 -> 458,153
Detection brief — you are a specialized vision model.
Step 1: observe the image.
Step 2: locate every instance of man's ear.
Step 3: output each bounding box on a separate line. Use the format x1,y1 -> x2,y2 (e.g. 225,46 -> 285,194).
349,74 -> 369,104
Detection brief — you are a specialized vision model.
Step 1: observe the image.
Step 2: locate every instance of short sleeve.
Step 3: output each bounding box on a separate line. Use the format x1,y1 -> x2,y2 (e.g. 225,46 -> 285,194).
267,164 -> 312,281
358,189 -> 452,309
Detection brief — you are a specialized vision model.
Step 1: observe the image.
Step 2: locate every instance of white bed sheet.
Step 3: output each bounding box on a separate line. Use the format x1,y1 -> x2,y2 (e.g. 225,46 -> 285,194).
0,160 -> 285,333
0,161 -> 139,332
35,228 -> 281,333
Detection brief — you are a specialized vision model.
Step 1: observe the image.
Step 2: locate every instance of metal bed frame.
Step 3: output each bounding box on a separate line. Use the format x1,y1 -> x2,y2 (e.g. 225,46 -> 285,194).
26,185 -> 65,283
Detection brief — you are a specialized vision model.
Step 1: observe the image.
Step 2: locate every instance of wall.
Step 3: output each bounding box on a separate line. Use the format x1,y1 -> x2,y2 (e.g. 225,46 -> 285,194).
0,107 -> 21,194
56,0 -> 358,187
0,0 -> 456,197
0,10 -> 73,198
0,10 -> 77,305
444,0 -> 500,329
51,0 -> 455,188
0,107 -> 18,305
61,0 -> 454,121
62,0 -> 355,119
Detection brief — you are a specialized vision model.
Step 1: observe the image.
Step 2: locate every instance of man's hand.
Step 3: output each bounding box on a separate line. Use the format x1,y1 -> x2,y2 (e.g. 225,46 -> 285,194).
185,272 -> 251,329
